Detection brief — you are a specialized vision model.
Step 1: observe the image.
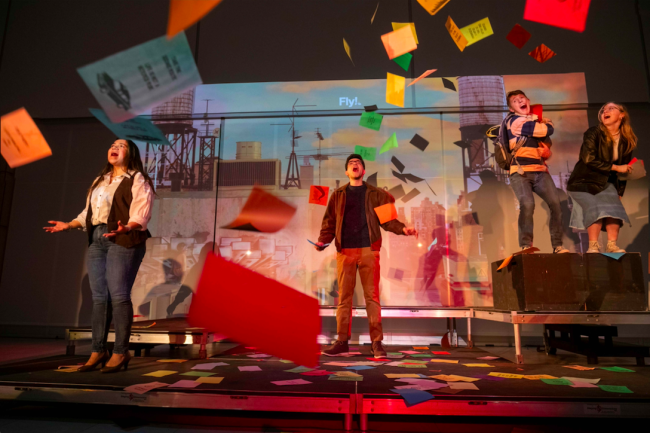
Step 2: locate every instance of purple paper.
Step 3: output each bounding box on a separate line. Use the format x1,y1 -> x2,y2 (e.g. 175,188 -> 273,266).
474,374 -> 506,382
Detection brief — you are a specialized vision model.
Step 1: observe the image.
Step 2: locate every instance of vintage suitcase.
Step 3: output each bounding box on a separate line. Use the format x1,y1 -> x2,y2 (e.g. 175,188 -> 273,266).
492,253 -> 646,311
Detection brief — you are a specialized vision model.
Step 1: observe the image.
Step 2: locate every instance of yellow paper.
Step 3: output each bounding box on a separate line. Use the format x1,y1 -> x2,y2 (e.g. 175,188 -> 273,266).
524,375 -> 558,380
385,374 -> 422,378
430,374 -> 479,382
463,363 -> 494,367
392,23 -> 419,44
381,25 -> 417,60
157,359 -> 187,363
55,367 -> 79,373
144,370 -> 177,377
488,372 -> 524,379
445,16 -> 468,52
416,0 -> 450,15
343,38 -> 354,66
459,17 -> 494,46
430,359 -> 459,364
334,371 -> 361,377
1,107 -> 52,168
386,73 -> 405,108
196,376 -> 224,384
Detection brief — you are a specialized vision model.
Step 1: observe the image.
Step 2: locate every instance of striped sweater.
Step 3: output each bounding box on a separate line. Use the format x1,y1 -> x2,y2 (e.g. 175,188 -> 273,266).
505,114 -> 554,174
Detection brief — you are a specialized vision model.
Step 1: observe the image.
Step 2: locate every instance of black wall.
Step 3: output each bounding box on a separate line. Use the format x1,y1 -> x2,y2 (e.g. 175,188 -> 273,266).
0,0 -> 649,339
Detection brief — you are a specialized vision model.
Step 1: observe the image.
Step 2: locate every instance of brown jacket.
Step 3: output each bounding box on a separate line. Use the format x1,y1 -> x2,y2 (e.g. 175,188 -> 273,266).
318,182 -> 406,252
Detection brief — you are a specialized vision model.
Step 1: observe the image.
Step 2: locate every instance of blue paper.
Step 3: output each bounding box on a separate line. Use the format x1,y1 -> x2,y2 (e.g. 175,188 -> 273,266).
344,365 -> 375,371
78,33 -> 202,123
601,252 -> 625,260
90,109 -> 171,145
390,388 -> 434,407
308,240 -> 330,247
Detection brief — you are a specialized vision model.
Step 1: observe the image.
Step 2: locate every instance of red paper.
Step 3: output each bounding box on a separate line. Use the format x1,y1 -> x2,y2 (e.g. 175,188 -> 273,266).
167,0 -> 222,38
530,104 -> 543,122
432,351 -> 451,355
221,185 -> 296,232
309,185 -> 329,206
524,0 -> 591,33
188,253 -> 321,367
366,358 -> 389,362
628,157 -> 638,166
529,44 -> 557,64
506,24 -> 531,49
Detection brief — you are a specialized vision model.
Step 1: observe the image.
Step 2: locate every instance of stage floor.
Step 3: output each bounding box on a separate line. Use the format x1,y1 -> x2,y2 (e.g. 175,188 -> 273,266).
1,344 -> 649,430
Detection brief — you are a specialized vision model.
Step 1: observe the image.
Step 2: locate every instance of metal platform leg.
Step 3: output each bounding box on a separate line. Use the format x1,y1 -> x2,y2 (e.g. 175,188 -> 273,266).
65,330 -> 75,355
452,318 -> 458,347
360,413 -> 368,432
467,317 -> 473,348
514,323 -> 523,364
199,332 -> 208,359
344,413 -> 352,431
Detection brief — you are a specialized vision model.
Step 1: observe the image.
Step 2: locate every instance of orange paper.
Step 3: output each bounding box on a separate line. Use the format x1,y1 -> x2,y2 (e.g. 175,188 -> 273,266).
445,16 -> 468,52
1,108 -> 52,168
408,69 -> 437,87
374,203 -> 398,224
416,0 -> 450,15
381,25 -> 417,60
309,185 -> 329,206
167,0 -> 222,38
529,44 -> 556,63
188,253 -> 320,367
497,247 -> 539,271
221,185 -> 296,232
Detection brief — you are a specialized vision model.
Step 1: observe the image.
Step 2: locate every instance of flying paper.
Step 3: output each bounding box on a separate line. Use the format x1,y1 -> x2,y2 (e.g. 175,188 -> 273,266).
401,188 -> 420,203
442,78 -> 457,92
392,156 -> 405,173
524,0 -> 591,33
90,108 -> 171,145
393,53 -> 412,71
416,0 -> 450,15
529,44 -> 557,63
408,69 -> 437,87
410,133 -> 429,151
392,23 -> 419,44
188,253 -> 321,367
380,133 -> 399,154
381,26 -> 417,60
393,171 -> 410,183
366,172 -> 378,187
77,33 -> 202,123
386,73 -> 406,108
354,145 -> 377,162
506,24 -> 532,49
445,16 -> 468,52
371,2 -> 379,24
1,107 -> 52,168
221,185 -> 297,232
309,185 -> 330,205
404,174 -> 424,183
374,202 -> 398,225
365,105 -> 379,112
460,17 -> 494,46
388,184 -> 406,200
167,0 -> 222,38
359,111 -> 383,131
343,38 -> 354,66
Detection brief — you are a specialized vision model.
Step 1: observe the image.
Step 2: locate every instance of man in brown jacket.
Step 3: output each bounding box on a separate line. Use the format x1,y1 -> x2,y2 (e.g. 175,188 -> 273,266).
315,154 -> 418,358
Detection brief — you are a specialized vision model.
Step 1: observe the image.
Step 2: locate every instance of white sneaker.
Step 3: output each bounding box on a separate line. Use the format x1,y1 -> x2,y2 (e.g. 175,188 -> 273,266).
586,241 -> 601,253
553,246 -> 570,254
606,241 -> 625,253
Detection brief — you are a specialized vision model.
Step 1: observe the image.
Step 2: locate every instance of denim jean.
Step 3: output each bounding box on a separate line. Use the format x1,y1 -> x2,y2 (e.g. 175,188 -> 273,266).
87,225 -> 146,354
509,172 -> 563,248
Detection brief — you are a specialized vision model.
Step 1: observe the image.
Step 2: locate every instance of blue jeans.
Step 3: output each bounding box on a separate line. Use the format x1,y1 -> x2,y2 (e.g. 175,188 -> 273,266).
509,172 -> 563,249
87,225 -> 146,354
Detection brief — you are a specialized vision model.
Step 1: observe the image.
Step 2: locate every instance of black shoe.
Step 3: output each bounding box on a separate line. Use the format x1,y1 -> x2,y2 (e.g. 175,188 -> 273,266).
371,341 -> 386,358
323,340 -> 349,355
77,351 -> 109,372
100,352 -> 132,374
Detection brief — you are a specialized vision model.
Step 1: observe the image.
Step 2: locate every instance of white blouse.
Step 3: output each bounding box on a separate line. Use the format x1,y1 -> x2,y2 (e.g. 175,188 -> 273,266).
74,171 -> 154,231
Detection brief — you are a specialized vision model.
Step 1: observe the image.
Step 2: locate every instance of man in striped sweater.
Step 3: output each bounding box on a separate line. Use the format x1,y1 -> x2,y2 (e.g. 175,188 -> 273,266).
505,90 -> 569,254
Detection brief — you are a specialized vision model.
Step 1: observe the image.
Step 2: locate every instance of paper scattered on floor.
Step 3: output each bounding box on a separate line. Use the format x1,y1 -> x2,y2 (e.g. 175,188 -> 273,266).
385,374 -> 421,378
333,371 -> 361,377
462,363 -> 494,367
300,370 -> 334,376
477,356 -> 499,360
570,381 -> 599,388
564,365 -> 595,371
285,366 -> 315,373
541,378 -> 573,386
124,382 -> 169,394
396,379 -> 448,390
180,371 -> 215,377
448,382 -> 479,390
157,359 -> 187,363
429,359 -> 458,364
523,375 -> 558,380
598,385 -> 633,393
400,351 -> 421,355
473,374 -> 505,381
196,376 -> 224,384
488,372 -> 524,379
390,388 -> 434,407
192,362 -> 227,370
54,367 -> 79,373
143,370 -> 177,377
271,379 -> 312,386
432,351 -> 450,355
329,375 -> 363,381
562,377 -> 600,384
239,366 -> 262,372
600,366 -> 635,373
247,354 -> 272,358
430,375 -> 479,382
344,365 -> 375,371
168,380 -> 201,388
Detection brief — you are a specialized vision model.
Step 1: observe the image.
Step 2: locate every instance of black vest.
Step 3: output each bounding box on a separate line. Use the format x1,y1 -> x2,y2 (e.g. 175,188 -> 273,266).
86,173 -> 151,248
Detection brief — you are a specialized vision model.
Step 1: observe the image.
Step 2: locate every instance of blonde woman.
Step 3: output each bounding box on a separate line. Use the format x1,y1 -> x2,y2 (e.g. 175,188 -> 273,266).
567,103 -> 636,253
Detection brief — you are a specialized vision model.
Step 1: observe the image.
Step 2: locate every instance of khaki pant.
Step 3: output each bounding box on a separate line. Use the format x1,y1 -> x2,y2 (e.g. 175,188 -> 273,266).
336,247 -> 383,342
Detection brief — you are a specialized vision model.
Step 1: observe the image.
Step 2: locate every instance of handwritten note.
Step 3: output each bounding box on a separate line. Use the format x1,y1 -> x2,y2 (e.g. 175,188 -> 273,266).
445,16 -> 468,52
1,108 -> 52,168
459,17 -> 494,46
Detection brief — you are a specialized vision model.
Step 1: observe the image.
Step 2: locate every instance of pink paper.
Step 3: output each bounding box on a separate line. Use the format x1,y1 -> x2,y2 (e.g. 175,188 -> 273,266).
301,370 -> 334,376
569,382 -> 599,388
168,380 -> 201,388
123,382 -> 169,394
399,351 -> 421,354
247,354 -> 272,358
239,366 -> 262,372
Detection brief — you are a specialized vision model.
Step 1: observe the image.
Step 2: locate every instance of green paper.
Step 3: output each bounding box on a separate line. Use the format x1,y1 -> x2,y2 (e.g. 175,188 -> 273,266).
403,364 -> 427,368
403,360 -> 428,363
409,354 -> 432,358
359,111 -> 383,131
379,133 -> 398,154
329,375 -> 363,381
279,360 -> 294,364
388,352 -> 403,355
180,371 -> 216,377
599,385 -> 633,393
600,366 -> 635,372
393,53 -> 412,71
541,378 -> 573,386
354,145 -> 377,162
284,366 -> 314,373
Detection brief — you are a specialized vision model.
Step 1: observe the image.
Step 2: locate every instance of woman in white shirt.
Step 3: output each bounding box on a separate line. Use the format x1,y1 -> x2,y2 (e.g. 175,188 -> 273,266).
45,139 -> 154,373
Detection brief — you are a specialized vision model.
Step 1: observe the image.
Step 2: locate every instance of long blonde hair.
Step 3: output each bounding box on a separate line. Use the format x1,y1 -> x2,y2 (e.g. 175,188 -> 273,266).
597,102 -> 637,156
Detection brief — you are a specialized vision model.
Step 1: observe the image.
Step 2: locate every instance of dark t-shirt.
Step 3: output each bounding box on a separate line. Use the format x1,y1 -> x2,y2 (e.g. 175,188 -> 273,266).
341,184 -> 371,248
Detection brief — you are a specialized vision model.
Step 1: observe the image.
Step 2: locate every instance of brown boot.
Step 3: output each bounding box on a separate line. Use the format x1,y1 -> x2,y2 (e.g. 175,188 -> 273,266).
323,340 -> 349,355
371,341 -> 387,358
